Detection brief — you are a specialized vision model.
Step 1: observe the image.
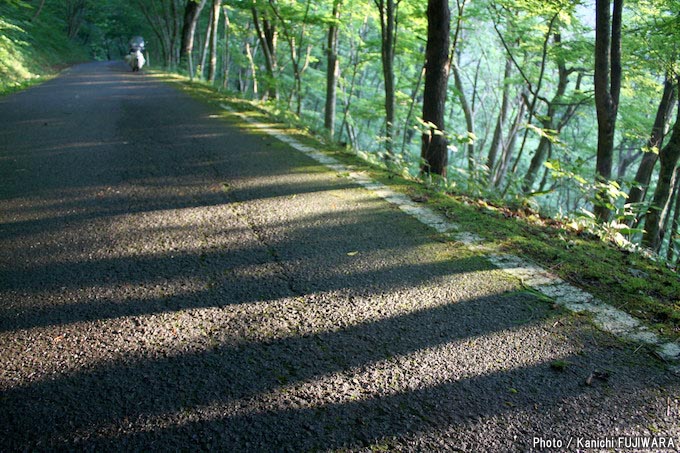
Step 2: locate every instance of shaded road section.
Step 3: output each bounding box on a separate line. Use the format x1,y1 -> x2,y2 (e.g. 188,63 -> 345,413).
1,62 -> 678,451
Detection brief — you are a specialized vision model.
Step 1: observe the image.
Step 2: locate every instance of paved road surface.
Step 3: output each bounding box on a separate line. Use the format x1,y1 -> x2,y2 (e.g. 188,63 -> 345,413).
1,62 -> 678,451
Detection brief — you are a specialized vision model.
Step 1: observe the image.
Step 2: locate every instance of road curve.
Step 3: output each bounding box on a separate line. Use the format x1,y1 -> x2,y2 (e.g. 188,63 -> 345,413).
0,62 -> 678,451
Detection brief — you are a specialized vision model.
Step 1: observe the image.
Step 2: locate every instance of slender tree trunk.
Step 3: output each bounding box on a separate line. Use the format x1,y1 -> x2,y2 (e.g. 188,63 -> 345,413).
374,0 -> 399,159
170,0 -> 183,67
268,0 -> 311,115
420,0 -> 450,177
402,64 -> 425,155
324,0 -> 342,137
199,6 -> 213,79
643,90 -> 680,251
65,0 -> 87,39
180,0 -> 208,70
593,0 -> 623,221
667,167 -> 680,262
244,40 -> 258,97
616,142 -> 641,182
628,76 -> 677,206
208,0 -> 222,84
487,57 -> 513,181
251,4 -> 278,100
522,34 -> 572,193
451,59 -> 475,171
339,55 -> 361,149
31,0 -> 46,21
138,0 -> 175,67
223,7 -> 231,90
493,95 -> 526,187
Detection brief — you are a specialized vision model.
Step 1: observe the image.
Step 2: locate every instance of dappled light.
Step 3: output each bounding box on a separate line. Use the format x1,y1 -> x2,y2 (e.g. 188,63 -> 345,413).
1,58 -> 678,451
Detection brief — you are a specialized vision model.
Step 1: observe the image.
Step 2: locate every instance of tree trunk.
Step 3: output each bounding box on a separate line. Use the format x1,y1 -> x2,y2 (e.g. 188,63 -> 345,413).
522,34 -> 573,193
199,5 -> 213,79
402,64 -> 425,155
268,0 -> 311,115
170,0 -> 183,67
223,7 -> 231,90
642,90 -> 680,252
420,0 -> 450,177
628,76 -> 677,206
138,0 -> 177,67
244,40 -> 258,97
31,0 -> 46,21
324,0 -> 342,138
251,4 -> 278,100
667,167 -> 680,262
493,94 -> 527,187
375,0 -> 398,159
65,0 -> 87,39
208,0 -> 222,84
593,0 -> 623,221
487,57 -> 513,182
451,59 -> 475,172
180,0 -> 208,70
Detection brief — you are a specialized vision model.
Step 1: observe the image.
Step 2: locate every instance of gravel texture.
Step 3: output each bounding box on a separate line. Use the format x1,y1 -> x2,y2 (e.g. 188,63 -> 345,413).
0,62 -> 678,452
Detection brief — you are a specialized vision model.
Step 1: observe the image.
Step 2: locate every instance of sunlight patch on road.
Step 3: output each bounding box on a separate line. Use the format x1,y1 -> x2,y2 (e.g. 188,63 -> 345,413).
220,104 -> 680,366
56,318 -> 578,447
0,265 -> 514,390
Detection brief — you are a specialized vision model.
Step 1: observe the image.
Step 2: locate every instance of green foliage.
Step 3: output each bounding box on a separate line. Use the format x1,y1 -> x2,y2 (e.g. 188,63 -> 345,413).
0,3 -> 88,94
5,0 -> 679,263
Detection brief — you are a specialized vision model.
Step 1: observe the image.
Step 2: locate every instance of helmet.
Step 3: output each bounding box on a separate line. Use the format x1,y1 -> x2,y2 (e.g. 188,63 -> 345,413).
129,36 -> 145,52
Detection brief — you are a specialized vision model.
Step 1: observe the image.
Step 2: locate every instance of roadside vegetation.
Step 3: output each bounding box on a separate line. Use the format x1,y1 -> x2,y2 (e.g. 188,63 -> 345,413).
0,2 -> 88,95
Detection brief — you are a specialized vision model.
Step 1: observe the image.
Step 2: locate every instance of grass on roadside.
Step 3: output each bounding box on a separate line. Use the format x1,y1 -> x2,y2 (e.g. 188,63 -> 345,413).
152,71 -> 680,343
0,4 -> 87,95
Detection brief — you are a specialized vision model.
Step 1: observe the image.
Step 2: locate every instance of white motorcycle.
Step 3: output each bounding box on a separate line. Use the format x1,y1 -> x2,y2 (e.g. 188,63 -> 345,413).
126,36 -> 146,72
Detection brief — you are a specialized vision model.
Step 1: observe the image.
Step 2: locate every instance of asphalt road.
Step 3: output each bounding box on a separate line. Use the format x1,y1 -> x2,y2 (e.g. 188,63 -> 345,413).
1,62 -> 678,451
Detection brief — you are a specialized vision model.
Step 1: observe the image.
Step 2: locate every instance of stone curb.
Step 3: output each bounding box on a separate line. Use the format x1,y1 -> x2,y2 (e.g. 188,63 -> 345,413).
220,104 -> 680,371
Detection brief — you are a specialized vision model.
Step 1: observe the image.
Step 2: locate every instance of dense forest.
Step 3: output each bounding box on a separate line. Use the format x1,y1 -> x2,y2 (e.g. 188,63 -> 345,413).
4,0 -> 680,264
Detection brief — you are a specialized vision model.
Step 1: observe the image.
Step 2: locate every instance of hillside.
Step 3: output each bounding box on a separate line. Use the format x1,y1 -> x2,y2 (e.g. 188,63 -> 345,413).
0,2 -> 88,94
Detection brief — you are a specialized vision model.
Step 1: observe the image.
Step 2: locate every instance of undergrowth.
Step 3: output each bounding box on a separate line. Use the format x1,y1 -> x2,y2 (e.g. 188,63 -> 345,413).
0,3 -> 87,95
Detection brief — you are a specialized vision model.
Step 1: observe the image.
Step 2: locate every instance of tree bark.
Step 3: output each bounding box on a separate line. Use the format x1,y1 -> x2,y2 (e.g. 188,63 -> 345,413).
180,0 -> 208,71
642,87 -> 680,252
374,0 -> 399,158
420,0 -> 450,177
667,167 -> 680,262
208,0 -> 222,84
251,3 -> 278,100
451,59 -> 475,172
522,36 -> 579,193
244,40 -> 258,96
593,0 -> 623,221
628,76 -> 677,206
199,5 -> 213,78
324,0 -> 342,138
402,64 -> 425,155
223,7 -> 231,89
493,93 -> 527,187
486,57 -> 513,182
